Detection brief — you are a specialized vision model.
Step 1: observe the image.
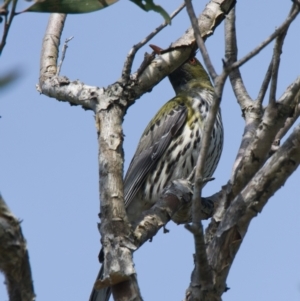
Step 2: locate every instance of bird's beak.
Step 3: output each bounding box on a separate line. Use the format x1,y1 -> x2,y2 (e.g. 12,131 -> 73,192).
149,44 -> 163,54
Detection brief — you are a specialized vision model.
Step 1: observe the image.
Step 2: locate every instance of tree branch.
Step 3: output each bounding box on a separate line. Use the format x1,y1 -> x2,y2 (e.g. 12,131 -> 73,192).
121,2 -> 186,81
230,76 -> 300,198
38,13 -> 97,111
256,59 -> 273,105
171,0 -> 236,48
185,71 -> 227,301
0,195 -> 35,301
229,3 -> 300,71
207,124 -> 300,298
38,2 -> 235,113
274,95 -> 300,143
56,36 -> 74,76
224,3 -> 299,185
95,178 -> 215,291
267,3 -> 298,105
226,2 -> 300,203
225,6 -> 252,111
224,6 -> 262,184
268,22 -> 290,105
0,0 -> 17,55
131,0 -> 235,98
134,179 -> 214,242
182,3 -> 231,297
184,0 -> 217,80
39,13 -> 66,82
95,96 -> 140,299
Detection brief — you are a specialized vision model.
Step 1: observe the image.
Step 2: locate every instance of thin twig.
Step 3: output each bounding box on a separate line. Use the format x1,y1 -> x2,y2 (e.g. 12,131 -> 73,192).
225,6 -> 252,109
193,71 -> 227,210
192,71 -> 228,293
256,59 -> 273,105
0,0 -> 12,11
184,1 -> 233,290
275,103 -> 300,143
268,3 -> 297,104
184,1 -> 229,292
183,0 -> 227,292
268,31 -> 287,105
56,36 -> 74,76
0,0 -> 17,55
121,2 -> 186,81
184,0 -> 217,80
187,166 -> 196,182
229,4 -> 300,71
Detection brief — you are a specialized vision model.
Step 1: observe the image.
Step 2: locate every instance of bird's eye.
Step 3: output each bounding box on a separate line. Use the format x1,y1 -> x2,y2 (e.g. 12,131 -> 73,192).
189,57 -> 196,65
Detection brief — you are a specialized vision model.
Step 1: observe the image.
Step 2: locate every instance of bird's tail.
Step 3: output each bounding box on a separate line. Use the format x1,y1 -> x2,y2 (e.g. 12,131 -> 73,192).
89,266 -> 111,301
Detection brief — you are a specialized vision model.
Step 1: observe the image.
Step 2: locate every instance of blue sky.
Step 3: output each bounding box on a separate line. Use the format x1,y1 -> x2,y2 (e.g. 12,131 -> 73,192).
1,1 -> 300,300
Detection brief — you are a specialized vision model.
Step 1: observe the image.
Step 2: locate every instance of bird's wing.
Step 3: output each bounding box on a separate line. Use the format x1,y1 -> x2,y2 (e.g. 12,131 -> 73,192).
124,99 -> 187,207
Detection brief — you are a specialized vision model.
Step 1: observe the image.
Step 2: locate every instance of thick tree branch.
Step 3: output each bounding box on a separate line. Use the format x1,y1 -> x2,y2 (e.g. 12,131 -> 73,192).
37,76 -> 99,111
95,99 -> 141,300
95,178 -> 215,291
130,0 -> 235,100
38,13 -> 140,301
38,14 -> 97,111
230,76 -> 300,199
133,180 -> 214,243
206,124 -> 300,298
0,195 -> 35,301
132,46 -> 194,98
39,13 -> 66,82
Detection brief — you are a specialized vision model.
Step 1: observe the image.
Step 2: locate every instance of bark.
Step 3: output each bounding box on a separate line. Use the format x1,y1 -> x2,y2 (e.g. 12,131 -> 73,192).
0,195 -> 35,301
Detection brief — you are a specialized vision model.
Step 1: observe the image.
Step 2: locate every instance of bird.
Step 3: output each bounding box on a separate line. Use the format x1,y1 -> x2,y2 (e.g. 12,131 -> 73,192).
89,53 -> 224,301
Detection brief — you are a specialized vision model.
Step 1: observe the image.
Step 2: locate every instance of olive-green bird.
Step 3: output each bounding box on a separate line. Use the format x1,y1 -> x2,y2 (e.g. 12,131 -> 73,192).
89,55 -> 224,301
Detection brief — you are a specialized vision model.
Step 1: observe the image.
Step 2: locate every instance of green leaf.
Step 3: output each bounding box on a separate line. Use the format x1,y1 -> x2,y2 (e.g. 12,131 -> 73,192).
130,0 -> 171,24
23,0 -> 119,14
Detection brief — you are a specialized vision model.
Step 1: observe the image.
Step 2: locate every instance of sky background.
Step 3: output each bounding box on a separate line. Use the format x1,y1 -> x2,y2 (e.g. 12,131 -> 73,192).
1,1 -> 300,300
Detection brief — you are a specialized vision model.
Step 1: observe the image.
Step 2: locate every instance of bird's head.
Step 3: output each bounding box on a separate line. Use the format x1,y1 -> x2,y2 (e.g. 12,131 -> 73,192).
168,56 -> 213,94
